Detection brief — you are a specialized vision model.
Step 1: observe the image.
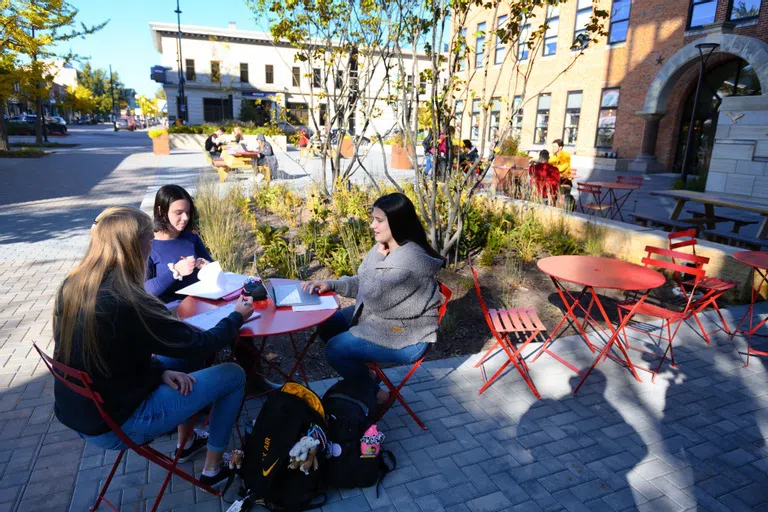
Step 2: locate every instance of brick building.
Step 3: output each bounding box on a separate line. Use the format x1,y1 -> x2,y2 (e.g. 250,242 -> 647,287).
460,0 -> 768,196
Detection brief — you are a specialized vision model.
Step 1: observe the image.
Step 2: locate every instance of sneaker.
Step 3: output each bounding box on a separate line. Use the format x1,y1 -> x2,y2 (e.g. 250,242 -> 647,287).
199,461 -> 236,489
175,430 -> 209,463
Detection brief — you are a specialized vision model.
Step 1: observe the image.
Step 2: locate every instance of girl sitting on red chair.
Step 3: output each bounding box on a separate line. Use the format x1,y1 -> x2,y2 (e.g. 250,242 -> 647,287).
528,149 -> 561,201
52,206 -> 255,489
302,193 -> 444,405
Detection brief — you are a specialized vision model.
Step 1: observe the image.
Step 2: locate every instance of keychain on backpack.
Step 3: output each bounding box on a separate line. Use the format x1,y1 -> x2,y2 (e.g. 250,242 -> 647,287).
360,425 -> 385,456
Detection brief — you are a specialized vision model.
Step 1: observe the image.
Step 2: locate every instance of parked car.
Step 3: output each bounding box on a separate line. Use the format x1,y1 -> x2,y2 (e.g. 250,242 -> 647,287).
50,115 -> 67,125
275,120 -> 314,137
93,116 -> 104,124
77,116 -> 92,125
46,121 -> 67,134
9,114 -> 38,124
115,116 -> 136,131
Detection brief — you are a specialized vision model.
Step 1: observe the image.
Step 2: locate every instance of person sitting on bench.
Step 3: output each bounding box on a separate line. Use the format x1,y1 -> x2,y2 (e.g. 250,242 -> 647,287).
204,127 -> 225,156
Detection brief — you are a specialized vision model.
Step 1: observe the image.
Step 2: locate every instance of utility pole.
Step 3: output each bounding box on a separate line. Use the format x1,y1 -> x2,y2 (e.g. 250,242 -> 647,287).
109,64 -> 117,130
175,0 -> 186,123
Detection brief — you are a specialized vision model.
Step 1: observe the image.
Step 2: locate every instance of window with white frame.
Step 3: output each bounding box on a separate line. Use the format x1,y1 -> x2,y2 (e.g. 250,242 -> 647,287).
609,0 -> 631,43
535,94 -> 550,144
544,6 -> 559,56
563,91 -> 582,145
512,95 -> 523,134
471,99 -> 481,140
489,98 -> 501,141
475,23 -> 486,69
573,0 -> 592,46
518,23 -> 530,60
458,28 -> 467,70
495,15 -> 508,65
596,88 -> 619,147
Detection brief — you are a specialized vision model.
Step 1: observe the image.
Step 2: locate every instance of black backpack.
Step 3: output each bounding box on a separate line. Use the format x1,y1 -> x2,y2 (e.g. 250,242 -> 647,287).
232,383 -> 328,511
322,380 -> 396,493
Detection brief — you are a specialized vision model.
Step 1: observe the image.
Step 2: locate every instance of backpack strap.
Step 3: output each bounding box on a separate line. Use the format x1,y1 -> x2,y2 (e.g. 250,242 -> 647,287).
375,450 -> 397,498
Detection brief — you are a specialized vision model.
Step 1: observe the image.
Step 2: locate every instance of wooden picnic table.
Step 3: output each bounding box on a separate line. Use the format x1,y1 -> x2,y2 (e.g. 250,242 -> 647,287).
650,190 -> 768,240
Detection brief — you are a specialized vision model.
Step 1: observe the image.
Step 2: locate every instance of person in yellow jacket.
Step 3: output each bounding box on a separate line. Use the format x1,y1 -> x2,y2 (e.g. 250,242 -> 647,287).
549,139 -> 576,211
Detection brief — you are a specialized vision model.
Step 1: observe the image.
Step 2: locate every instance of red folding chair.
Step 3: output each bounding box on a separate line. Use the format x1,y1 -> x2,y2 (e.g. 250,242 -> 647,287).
616,247 -> 708,380
370,282 -> 452,430
616,175 -> 643,186
469,261 -> 542,398
667,229 -> 737,343
576,183 -> 611,217
33,343 -> 221,512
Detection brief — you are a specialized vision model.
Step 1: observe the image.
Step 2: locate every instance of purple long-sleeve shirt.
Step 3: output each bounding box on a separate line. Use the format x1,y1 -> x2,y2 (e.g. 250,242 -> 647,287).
145,232 -> 213,303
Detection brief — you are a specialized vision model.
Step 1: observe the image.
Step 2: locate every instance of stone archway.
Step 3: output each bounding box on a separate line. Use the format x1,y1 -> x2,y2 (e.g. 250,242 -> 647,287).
632,30 -> 768,172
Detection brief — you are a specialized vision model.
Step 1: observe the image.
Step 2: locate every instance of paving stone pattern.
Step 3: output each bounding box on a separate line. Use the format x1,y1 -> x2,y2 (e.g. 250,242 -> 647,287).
0,129 -> 767,511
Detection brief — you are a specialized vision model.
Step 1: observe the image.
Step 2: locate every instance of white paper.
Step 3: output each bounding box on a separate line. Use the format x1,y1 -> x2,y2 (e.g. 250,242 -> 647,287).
292,295 -> 339,312
183,303 -> 262,330
176,261 -> 247,300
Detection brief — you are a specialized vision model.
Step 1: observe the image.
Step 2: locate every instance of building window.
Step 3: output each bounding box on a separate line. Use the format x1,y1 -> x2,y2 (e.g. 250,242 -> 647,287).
471,99 -> 481,140
203,97 -> 232,122
563,91 -> 582,145
264,65 -> 273,84
458,28 -> 467,70
494,15 -> 508,65
535,94 -> 550,144
210,61 -> 220,83
336,71 -> 343,89
489,98 -> 501,141
574,0 -> 592,45
312,68 -> 321,88
185,59 -> 196,81
518,24 -> 530,60
406,75 -> 414,90
688,0 -> 717,28
292,67 -> 300,87
596,88 -> 619,148
455,100 -> 464,137
239,63 -> 249,83
729,0 -> 762,21
512,95 -> 523,134
609,0 -> 631,43
544,6 -> 559,56
475,23 -> 486,69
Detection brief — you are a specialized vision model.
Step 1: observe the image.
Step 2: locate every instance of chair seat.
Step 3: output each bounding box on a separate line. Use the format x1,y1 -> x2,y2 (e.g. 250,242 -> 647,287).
683,276 -> 737,292
618,300 -> 684,320
489,307 -> 546,334
583,203 -> 611,211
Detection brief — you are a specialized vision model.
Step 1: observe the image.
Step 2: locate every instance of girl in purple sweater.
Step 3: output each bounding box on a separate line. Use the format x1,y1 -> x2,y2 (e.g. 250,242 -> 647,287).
145,185 -> 212,305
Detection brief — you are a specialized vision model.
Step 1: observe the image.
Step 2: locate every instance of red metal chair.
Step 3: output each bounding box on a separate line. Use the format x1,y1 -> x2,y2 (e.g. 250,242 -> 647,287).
616,246 -> 708,380
33,343 -> 221,512
469,261 -> 543,398
576,183 -> 611,217
616,175 -> 643,186
667,229 -> 737,343
370,282 -> 452,430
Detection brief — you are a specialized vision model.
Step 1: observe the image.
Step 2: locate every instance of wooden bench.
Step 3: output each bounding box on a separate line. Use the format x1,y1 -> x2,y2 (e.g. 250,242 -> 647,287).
702,230 -> 768,250
211,157 -> 230,182
686,208 -> 759,233
631,213 -> 697,233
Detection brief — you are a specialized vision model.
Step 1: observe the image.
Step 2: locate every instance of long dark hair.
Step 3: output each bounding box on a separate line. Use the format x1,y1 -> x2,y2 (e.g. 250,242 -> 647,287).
153,184 -> 197,233
372,193 -> 444,262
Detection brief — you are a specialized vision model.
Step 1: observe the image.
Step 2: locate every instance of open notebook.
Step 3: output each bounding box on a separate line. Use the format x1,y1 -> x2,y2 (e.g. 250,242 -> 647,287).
176,262 -> 246,300
183,302 -> 261,330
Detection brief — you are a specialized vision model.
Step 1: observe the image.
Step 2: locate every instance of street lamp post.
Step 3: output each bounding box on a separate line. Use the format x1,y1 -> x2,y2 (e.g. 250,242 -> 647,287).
109,64 -> 117,130
175,0 -> 186,123
680,42 -> 719,185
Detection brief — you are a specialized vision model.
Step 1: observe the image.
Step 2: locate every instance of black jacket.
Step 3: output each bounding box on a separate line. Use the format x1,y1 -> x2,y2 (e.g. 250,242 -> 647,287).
205,133 -> 221,152
53,279 -> 243,435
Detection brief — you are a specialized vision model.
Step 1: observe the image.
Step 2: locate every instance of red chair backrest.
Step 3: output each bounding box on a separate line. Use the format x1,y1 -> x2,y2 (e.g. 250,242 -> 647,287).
33,342 -> 104,404
468,260 -> 503,340
438,282 -> 452,324
641,246 -> 708,283
668,229 -> 698,254
577,183 -> 601,194
617,175 -> 643,186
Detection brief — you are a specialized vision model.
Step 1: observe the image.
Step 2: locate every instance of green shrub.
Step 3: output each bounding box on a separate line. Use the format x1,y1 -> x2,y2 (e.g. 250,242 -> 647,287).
582,221 -> 607,257
0,148 -> 47,158
169,121 -> 285,137
508,210 -> 542,263
543,218 -> 580,256
195,180 -> 249,273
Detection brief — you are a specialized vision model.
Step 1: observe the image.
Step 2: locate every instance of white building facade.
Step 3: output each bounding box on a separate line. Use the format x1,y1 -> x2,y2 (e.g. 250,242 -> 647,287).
149,22 -> 431,136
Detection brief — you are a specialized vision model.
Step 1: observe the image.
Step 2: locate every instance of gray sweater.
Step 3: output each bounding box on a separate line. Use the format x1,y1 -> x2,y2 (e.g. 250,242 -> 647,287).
329,242 -> 443,350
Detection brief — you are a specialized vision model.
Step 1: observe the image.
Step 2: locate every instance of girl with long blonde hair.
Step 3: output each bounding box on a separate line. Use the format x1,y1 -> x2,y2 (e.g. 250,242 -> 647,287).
54,206 -> 254,488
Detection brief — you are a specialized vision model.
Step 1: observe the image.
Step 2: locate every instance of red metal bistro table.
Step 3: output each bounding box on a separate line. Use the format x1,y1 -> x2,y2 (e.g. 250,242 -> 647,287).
731,251 -> 768,366
581,181 -> 641,222
536,256 -> 666,394
177,278 -> 339,387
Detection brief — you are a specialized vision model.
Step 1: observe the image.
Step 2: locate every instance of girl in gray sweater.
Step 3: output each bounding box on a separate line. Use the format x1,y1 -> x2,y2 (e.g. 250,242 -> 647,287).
302,193 -> 444,404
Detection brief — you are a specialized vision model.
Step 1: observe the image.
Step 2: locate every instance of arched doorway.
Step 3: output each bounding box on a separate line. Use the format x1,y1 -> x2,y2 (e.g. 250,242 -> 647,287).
672,58 -> 761,175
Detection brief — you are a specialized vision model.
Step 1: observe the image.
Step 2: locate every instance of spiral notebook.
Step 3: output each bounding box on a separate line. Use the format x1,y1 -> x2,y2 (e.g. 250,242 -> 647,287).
183,303 -> 261,331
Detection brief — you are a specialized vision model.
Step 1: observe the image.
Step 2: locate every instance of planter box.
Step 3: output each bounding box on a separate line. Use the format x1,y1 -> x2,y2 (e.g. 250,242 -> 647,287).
169,134 -> 206,150
391,144 -> 414,169
152,134 -> 170,155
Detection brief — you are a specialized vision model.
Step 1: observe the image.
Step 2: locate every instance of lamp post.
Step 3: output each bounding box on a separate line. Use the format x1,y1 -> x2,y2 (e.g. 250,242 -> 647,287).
680,42 -> 719,185
175,0 -> 186,123
109,64 -> 117,130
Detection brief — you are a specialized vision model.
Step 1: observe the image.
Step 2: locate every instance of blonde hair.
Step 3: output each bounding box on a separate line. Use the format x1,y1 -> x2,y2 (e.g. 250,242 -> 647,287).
54,206 -> 173,375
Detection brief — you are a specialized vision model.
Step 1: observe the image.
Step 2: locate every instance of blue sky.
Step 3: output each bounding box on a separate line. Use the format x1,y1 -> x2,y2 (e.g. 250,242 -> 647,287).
60,0 -> 264,96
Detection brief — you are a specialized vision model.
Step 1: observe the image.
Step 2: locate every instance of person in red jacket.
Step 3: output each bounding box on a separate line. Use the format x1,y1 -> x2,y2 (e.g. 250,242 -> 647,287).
528,149 -> 560,201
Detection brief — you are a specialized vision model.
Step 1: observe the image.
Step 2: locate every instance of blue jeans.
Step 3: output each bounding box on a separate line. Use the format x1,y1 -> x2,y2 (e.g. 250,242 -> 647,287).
423,154 -> 433,175
82,362 -> 245,453
320,307 -> 429,393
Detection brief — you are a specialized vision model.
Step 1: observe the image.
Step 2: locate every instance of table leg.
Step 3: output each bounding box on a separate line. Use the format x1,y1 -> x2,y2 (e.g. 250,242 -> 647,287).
704,204 -> 717,230
730,268 -> 768,367
573,291 -> 647,394
612,189 -> 635,222
533,280 -> 595,364
670,199 -> 686,220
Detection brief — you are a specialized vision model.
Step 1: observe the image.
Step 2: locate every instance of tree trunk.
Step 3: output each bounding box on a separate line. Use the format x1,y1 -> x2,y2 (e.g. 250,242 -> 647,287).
0,116 -> 8,152
35,96 -> 43,144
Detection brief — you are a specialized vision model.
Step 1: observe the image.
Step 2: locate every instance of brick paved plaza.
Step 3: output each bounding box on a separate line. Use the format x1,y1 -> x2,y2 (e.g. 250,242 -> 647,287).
0,127 -> 766,511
